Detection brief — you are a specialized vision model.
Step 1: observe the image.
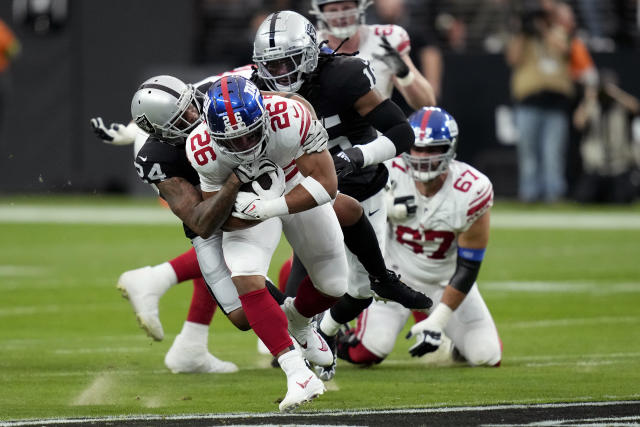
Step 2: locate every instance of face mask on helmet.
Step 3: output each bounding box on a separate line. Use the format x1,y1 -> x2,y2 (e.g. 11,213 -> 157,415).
131,75 -> 202,144
309,0 -> 372,39
402,107 -> 458,182
204,75 -> 268,164
253,11 -> 320,93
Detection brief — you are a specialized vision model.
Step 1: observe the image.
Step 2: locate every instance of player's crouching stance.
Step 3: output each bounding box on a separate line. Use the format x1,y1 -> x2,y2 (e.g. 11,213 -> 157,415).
338,107 -> 502,368
186,75 -> 348,411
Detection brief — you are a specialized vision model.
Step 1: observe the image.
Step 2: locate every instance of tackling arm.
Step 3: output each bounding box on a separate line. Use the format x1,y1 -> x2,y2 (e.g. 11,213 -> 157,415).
158,173 -> 242,238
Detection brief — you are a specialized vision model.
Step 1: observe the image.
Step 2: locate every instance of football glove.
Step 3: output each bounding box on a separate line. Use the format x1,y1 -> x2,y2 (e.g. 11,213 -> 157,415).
90,117 -> 137,146
372,35 -> 410,78
406,318 -> 443,357
302,120 -> 329,154
332,147 -> 364,178
251,169 -> 285,200
232,192 -> 265,220
234,158 -> 278,184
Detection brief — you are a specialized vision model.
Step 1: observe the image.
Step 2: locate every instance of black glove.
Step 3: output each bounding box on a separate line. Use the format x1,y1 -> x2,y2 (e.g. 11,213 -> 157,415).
372,35 -> 410,78
332,147 -> 364,178
406,328 -> 443,358
234,158 -> 278,184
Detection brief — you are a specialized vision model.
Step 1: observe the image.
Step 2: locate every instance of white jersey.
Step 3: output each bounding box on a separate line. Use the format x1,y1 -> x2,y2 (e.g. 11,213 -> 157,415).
384,159 -> 493,289
322,24 -> 411,99
185,95 -> 312,193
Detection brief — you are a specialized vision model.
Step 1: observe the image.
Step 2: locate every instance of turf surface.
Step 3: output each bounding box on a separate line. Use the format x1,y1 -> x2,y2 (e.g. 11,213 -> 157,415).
1,197 -> 639,421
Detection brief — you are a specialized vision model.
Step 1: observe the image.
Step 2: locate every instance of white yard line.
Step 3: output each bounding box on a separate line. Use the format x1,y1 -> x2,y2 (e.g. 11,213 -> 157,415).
1,400 -> 638,426
1,205 -> 639,229
483,281 -> 640,294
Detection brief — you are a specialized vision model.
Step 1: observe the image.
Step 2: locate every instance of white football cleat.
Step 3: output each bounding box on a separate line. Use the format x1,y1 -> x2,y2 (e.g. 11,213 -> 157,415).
282,298 -> 333,367
116,266 -> 165,341
278,349 -> 325,412
165,333 -> 238,374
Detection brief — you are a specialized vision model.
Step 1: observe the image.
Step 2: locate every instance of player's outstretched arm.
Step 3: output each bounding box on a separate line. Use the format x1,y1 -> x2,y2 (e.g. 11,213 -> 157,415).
158,173 -> 242,238
89,118 -> 139,146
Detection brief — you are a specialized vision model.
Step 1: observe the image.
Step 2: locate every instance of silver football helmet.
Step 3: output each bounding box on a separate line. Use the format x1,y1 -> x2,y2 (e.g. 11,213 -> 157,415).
309,0 -> 372,39
253,10 -> 319,93
130,75 -> 202,142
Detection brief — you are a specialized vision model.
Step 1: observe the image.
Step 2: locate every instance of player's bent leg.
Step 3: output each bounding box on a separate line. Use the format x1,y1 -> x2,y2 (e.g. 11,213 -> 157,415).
164,320 -> 238,374
116,262 -> 178,341
168,247 -> 202,283
354,299 -> 409,363
445,284 -> 502,367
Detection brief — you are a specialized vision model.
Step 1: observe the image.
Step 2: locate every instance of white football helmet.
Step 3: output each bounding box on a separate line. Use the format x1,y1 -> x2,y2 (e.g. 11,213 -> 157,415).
130,75 -> 202,142
309,0 -> 372,39
253,11 -> 319,93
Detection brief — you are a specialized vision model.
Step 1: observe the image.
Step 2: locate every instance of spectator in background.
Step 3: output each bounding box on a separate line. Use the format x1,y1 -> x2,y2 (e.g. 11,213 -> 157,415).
506,1 -> 575,203
573,69 -> 640,203
0,17 -> 20,142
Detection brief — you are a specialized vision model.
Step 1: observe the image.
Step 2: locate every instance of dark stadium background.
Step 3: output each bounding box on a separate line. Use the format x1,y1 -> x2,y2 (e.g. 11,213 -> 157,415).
0,0 -> 637,198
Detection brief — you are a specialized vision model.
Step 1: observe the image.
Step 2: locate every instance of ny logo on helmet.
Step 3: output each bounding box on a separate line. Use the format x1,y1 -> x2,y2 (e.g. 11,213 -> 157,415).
417,127 -> 432,141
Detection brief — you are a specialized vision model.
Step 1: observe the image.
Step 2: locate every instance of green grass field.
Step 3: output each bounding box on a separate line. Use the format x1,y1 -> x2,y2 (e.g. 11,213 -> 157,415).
1,197 -> 639,421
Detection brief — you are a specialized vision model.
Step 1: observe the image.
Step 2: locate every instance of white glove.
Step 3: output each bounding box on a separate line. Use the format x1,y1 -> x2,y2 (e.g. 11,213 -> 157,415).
406,304 -> 452,357
90,118 -> 138,146
301,119 -> 328,154
232,190 -> 289,220
234,158 -> 278,184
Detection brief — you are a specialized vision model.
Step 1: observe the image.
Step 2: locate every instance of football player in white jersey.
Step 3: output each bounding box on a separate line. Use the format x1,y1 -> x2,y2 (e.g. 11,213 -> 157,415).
186,75 -> 348,411
309,0 -> 435,109
337,107 -> 502,367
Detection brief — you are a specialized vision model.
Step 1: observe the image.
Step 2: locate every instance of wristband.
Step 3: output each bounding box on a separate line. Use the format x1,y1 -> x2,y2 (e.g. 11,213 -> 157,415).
355,135 -> 397,168
396,71 -> 415,87
428,303 -> 453,329
300,176 -> 333,205
261,196 -> 289,218
457,247 -> 486,262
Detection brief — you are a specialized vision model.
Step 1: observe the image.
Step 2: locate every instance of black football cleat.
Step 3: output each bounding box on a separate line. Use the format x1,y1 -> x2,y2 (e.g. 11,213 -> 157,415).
370,269 -> 433,310
313,314 -> 338,381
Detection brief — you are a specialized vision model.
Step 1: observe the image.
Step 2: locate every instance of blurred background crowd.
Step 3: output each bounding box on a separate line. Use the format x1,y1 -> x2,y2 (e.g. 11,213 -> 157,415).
0,0 -> 639,204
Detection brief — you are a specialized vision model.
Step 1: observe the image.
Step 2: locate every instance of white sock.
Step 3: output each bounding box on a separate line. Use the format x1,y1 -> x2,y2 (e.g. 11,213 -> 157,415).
179,321 -> 209,346
278,349 -> 306,375
319,310 -> 341,336
150,262 -> 178,294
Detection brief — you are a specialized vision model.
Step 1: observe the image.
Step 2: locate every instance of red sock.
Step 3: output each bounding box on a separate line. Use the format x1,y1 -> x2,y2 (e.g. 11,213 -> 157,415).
348,342 -> 383,364
278,256 -> 293,292
239,287 -> 292,357
186,277 -> 216,325
168,247 -> 201,283
412,311 -> 428,323
294,275 -> 340,318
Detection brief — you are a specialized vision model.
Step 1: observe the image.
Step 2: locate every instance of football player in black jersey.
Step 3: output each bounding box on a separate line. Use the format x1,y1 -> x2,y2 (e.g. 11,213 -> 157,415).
252,10 -> 432,380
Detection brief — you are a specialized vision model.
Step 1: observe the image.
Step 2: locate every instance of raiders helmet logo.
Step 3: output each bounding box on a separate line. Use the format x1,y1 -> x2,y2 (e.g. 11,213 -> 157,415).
134,114 -> 155,134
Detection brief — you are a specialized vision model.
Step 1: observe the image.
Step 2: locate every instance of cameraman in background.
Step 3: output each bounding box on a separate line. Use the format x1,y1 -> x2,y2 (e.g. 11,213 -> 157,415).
506,0 -> 575,203
573,69 -> 640,204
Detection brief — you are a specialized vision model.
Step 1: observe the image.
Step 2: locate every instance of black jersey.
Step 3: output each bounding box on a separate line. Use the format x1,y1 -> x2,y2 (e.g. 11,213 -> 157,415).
134,136 -> 200,239
297,55 -> 389,202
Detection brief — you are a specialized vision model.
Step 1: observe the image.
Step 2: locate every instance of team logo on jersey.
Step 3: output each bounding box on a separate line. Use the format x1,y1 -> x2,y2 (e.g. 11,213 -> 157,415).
134,114 -> 155,134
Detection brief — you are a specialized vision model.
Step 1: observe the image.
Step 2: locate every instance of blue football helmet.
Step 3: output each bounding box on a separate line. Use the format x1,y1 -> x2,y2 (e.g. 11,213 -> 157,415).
204,75 -> 267,164
402,107 -> 458,182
